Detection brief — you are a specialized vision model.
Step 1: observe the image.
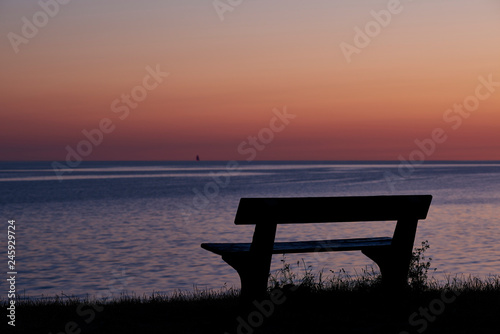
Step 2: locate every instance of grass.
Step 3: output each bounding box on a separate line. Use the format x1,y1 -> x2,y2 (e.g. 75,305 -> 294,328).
6,242 -> 500,334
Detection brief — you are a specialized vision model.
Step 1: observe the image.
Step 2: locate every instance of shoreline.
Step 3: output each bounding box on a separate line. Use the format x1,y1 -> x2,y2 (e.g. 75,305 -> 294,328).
10,280 -> 500,334
8,274 -> 500,334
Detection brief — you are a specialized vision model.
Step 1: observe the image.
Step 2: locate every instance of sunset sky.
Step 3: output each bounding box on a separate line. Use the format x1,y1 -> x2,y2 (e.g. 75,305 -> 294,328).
1,0 -> 499,161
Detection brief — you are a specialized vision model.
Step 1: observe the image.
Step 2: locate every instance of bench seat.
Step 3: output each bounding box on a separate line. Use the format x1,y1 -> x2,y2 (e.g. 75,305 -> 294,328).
202,236 -> 392,255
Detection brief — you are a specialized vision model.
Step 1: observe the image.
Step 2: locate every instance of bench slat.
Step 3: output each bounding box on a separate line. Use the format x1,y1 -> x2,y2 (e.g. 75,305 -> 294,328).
201,237 -> 392,256
234,195 -> 432,225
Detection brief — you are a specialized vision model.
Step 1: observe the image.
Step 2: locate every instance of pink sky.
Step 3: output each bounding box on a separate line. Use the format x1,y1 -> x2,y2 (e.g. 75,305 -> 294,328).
1,0 -> 499,161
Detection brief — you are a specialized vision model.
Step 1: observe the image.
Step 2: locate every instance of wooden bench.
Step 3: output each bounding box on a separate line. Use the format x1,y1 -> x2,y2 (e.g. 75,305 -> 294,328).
201,195 -> 432,300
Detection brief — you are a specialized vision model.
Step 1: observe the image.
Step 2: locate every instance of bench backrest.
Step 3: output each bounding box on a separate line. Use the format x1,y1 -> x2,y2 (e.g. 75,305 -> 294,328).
234,195 -> 432,225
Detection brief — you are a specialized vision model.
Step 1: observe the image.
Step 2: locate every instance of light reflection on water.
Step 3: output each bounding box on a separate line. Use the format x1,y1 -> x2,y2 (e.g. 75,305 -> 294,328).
1,161 -> 499,298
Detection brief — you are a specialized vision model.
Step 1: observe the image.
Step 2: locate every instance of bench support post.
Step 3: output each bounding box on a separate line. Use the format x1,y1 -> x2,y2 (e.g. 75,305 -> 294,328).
362,218 -> 418,290
223,223 -> 277,302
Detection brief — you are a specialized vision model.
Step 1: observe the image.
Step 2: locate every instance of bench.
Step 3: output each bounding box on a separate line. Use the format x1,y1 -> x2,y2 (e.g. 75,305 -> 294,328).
201,195 -> 432,300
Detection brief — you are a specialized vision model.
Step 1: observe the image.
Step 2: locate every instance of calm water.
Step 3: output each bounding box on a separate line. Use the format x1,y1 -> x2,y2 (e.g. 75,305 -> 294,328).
1,161 -> 499,299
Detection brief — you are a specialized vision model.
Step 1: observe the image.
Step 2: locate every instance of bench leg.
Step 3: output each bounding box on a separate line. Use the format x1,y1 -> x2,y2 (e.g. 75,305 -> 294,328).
222,253 -> 270,302
363,218 -> 419,291
362,248 -> 410,290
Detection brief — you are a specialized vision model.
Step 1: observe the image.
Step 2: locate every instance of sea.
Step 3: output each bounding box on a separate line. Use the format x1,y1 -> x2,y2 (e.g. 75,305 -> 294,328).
1,161 -> 499,299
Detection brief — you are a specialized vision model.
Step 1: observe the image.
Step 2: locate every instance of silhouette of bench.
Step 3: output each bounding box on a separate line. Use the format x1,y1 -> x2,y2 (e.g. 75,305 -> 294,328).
201,195 -> 432,300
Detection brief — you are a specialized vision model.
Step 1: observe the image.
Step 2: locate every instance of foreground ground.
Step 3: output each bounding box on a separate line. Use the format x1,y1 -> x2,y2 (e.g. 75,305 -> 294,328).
8,284 -> 500,334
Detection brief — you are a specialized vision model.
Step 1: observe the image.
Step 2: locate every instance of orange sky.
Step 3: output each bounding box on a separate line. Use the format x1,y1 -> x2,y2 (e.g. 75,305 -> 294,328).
1,0 -> 499,161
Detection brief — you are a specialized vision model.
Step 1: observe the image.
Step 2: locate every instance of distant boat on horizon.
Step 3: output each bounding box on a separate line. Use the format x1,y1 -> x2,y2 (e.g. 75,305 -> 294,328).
196,155 -> 200,161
